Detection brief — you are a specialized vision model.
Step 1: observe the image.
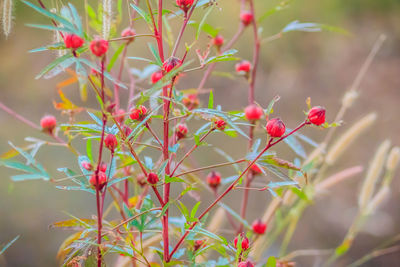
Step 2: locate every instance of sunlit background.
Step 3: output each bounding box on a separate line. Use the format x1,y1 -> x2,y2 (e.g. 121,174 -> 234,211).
0,0 -> 399,266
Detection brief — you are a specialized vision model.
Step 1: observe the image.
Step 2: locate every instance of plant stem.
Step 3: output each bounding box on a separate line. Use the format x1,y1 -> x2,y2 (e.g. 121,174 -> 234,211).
175,158 -> 246,177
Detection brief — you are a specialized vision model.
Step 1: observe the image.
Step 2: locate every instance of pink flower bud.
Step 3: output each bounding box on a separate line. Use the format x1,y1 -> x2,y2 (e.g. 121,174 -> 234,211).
163,57 -> 182,73
238,261 -> 255,267
176,123 -> 188,140
214,119 -> 226,131
81,161 -> 93,171
235,60 -> 252,73
137,174 -> 147,187
99,162 -> 107,172
250,163 -> 263,176
123,125 -> 132,138
234,233 -> 249,250
308,106 -> 326,125
64,34 -> 84,49
90,171 -> 108,190
206,171 -> 221,189
194,239 -> 205,251
121,27 -> 136,42
213,34 -> 224,48
40,115 -> 57,134
151,70 -> 163,84
105,134 -> 118,152
90,38 -> 109,57
176,0 -> 194,12
240,11 -> 254,26
147,172 -> 159,184
266,118 -> 286,138
182,94 -> 199,110
252,219 -> 267,234
245,104 -> 263,121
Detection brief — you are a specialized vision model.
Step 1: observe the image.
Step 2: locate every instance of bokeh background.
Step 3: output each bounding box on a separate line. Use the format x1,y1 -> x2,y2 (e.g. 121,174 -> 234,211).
0,0 -> 400,266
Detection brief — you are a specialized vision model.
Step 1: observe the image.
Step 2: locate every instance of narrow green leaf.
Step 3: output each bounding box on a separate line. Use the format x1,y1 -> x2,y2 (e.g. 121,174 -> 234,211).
0,235 -> 20,256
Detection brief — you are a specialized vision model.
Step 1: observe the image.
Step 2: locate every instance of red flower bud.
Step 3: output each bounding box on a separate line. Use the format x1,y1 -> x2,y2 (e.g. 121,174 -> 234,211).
238,261 -> 255,267
234,233 -> 249,250
99,162 -> 107,172
176,0 -> 194,12
105,134 -> 118,152
206,171 -> 221,189
250,163 -> 263,176
147,172 -> 159,184
114,109 -> 125,124
266,118 -> 286,138
182,94 -> 199,110
90,38 -> 109,57
214,119 -> 226,131
81,161 -> 93,171
252,219 -> 267,234
163,57 -> 182,73
235,60 -> 252,73
194,239 -> 205,251
137,174 -> 147,187
245,104 -> 263,121
308,106 -> 326,125
121,27 -> 136,42
130,105 -> 148,121
151,70 -> 163,84
176,123 -> 188,140
64,34 -> 84,49
123,125 -> 132,138
240,11 -> 254,26
90,171 -> 108,190
40,115 -> 57,134
213,34 -> 224,48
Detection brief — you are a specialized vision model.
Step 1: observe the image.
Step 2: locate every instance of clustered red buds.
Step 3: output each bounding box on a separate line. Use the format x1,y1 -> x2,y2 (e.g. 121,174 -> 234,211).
130,105 -> 148,121
40,115 -> 57,134
252,219 -> 267,234
245,104 -> 263,121
250,163 -> 263,176
235,60 -> 252,73
266,118 -> 286,138
238,261 -> 255,267
182,94 -> 199,110
234,233 -> 250,250
147,172 -> 159,184
193,239 -> 205,251
213,34 -> 224,48
176,0 -> 194,12
63,34 -> 84,49
151,70 -> 163,84
105,134 -> 118,152
90,171 -> 107,190
240,11 -> 254,26
90,38 -> 109,57
214,119 -> 226,131
308,106 -> 326,125
163,57 -> 182,73
121,27 -> 136,42
206,171 -> 221,189
81,161 -> 93,171
176,123 -> 188,140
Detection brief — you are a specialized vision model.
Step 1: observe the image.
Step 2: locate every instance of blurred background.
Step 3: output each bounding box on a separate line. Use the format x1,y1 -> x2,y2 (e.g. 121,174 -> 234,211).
0,0 -> 399,266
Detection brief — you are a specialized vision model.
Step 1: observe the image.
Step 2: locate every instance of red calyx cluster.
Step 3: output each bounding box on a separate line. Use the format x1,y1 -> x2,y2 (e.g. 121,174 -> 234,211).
252,219 -> 267,234
182,94 -> 199,110
121,27 -> 136,42
308,106 -> 326,125
234,233 -> 250,250
176,123 -> 188,140
151,70 -> 163,84
90,172 -> 107,190
130,105 -> 148,121
240,11 -> 254,26
245,104 -> 263,121
99,162 -> 107,172
105,134 -> 118,152
90,38 -> 109,57
214,119 -> 226,131
213,34 -> 224,48
147,172 -> 159,184
236,60 -> 252,73
206,171 -> 221,189
176,0 -> 194,12
266,118 -> 286,138
163,57 -> 182,73
238,261 -> 255,267
40,115 -> 57,134
64,34 -> 84,49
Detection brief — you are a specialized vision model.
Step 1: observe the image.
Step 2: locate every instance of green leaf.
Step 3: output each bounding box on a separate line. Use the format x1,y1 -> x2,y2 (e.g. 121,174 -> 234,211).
208,90 -> 214,109
86,139 -> 93,162
148,43 -> 163,66
190,202 -> 201,220
25,23 -> 76,34
35,53 -> 74,79
283,135 -> 307,159
0,235 -> 20,256
107,43 -> 126,72
266,256 -> 277,267
165,176 -> 186,184
196,5 -> 214,40
205,49 -> 239,64
130,3 -> 152,26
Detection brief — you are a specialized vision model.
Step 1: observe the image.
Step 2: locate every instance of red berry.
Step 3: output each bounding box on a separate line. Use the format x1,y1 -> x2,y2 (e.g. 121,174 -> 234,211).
90,171 -> 108,190
99,162 -> 107,172
90,38 -> 109,57
235,60 -> 252,73
64,34 -> 84,49
105,134 -> 118,152
214,119 -> 226,131
252,219 -> 267,234
114,109 -> 125,124
176,123 -> 188,140
163,57 -> 182,73
151,70 -> 163,84
40,115 -> 57,134
245,104 -> 263,121
308,106 -> 326,126
266,118 -> 286,138
238,261 -> 255,267
121,27 -> 136,42
176,0 -> 194,12
147,172 -> 159,184
194,239 -> 205,251
81,161 -> 93,171
240,11 -> 254,26
130,105 -> 148,121
206,171 -> 221,189
182,94 -> 199,110
234,233 -> 249,250
250,163 -> 263,176
213,35 -> 224,48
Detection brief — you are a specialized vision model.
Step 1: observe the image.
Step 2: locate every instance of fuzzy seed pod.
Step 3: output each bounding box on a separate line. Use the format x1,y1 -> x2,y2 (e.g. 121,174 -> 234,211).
386,147 -> 400,173
342,90 -> 359,108
102,0 -> 112,39
325,113 -> 377,165
2,0 -> 13,38
358,140 -> 391,209
365,186 -> 390,215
